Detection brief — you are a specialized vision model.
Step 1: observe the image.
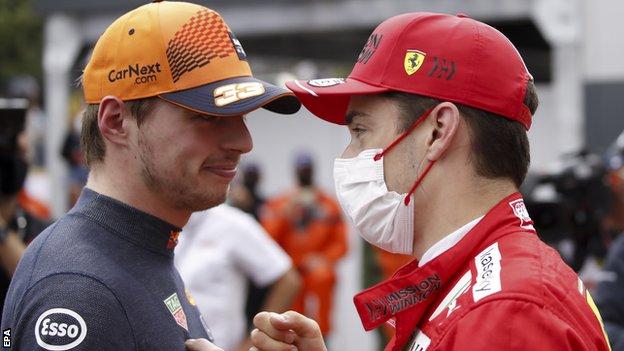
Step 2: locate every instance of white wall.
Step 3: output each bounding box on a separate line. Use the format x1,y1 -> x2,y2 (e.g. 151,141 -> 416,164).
243,107 -> 350,197
529,84 -> 562,172
582,0 -> 624,82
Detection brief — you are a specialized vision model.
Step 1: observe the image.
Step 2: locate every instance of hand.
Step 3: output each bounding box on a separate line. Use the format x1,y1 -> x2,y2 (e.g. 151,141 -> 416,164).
251,311 -> 327,351
185,339 -> 224,351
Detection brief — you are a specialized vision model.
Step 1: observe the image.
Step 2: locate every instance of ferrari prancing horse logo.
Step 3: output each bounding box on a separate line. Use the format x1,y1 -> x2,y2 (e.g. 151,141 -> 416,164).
404,50 -> 426,75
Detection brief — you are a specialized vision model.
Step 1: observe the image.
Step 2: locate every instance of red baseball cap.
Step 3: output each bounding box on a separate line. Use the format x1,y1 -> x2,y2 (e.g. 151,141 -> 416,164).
286,13 -> 534,129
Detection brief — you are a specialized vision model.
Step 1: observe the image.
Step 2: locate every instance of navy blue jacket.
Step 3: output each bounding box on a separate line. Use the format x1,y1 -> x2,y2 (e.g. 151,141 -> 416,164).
1,188 -> 212,350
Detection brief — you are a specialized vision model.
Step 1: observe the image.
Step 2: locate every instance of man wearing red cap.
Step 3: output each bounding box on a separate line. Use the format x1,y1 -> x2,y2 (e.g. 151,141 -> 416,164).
250,12 -> 612,351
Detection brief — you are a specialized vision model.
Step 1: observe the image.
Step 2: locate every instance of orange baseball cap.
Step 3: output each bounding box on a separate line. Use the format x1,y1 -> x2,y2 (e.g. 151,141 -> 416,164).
83,0 -> 300,116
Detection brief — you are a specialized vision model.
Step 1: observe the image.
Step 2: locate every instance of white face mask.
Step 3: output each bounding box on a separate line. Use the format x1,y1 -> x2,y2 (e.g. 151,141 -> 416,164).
334,149 -> 415,254
333,107 -> 436,255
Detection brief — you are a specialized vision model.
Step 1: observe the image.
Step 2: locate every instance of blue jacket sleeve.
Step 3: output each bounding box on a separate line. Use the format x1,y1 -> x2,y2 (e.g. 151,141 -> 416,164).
4,273 -> 135,351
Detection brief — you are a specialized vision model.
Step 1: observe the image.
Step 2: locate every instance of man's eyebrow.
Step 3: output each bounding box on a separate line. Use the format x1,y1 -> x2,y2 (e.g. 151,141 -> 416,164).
345,110 -> 371,125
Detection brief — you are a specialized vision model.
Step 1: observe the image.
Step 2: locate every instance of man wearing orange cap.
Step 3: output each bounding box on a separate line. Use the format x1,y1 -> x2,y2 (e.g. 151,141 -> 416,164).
250,12 -> 612,351
0,1 -> 299,350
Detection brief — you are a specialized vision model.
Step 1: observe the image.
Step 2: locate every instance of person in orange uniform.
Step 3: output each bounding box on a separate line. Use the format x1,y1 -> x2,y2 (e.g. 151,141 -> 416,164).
261,153 -> 347,336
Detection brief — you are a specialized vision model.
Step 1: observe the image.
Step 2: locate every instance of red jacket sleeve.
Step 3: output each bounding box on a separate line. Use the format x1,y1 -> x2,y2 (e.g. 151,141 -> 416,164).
436,299 -> 593,351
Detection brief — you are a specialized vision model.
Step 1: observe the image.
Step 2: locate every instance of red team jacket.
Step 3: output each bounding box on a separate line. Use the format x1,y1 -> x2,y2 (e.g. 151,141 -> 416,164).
354,193 -> 611,351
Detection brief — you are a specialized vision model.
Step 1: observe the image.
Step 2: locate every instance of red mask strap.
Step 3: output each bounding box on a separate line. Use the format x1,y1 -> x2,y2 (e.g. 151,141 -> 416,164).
370,107 -> 436,205
404,160 -> 435,205
373,108 -> 434,162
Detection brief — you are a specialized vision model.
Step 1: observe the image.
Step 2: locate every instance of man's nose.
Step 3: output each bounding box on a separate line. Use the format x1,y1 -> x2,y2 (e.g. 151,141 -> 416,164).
341,143 -> 360,159
222,116 -> 253,154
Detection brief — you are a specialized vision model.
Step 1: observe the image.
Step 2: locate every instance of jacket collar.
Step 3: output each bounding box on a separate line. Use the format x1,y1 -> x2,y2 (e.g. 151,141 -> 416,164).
70,187 -> 182,257
353,192 -> 535,351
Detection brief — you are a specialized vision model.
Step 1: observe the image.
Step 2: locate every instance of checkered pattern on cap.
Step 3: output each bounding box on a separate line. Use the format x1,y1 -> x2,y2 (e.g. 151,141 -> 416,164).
166,10 -> 236,83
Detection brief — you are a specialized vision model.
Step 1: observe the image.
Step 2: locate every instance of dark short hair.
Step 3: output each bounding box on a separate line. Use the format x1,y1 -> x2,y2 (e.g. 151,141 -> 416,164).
80,98 -> 157,167
382,81 -> 538,188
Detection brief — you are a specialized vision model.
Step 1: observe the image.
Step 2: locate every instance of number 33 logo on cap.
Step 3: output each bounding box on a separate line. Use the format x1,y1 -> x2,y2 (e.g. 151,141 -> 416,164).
214,82 -> 265,107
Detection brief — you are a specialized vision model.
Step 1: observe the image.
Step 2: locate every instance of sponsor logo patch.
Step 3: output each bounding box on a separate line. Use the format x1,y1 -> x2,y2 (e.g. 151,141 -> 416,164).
364,274 -> 441,323
357,32 -> 383,64
404,50 -> 426,75
473,243 -> 502,302
213,82 -> 265,107
426,57 -> 456,80
108,63 -> 163,85
407,328 -> 431,351
509,199 -> 534,230
164,293 -> 189,331
35,308 -> 87,350
307,78 -> 345,87
167,231 -> 180,250
228,32 -> 247,61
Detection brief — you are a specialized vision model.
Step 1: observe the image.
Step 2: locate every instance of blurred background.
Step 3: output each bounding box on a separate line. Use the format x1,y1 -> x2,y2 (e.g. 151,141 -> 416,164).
2,0 -> 624,350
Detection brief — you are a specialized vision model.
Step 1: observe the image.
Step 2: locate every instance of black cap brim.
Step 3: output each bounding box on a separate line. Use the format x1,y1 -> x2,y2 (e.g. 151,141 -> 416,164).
159,76 -> 301,116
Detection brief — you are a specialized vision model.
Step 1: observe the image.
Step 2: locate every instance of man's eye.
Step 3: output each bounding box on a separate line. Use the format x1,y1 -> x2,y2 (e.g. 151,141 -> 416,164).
195,114 -> 222,123
351,127 -> 366,135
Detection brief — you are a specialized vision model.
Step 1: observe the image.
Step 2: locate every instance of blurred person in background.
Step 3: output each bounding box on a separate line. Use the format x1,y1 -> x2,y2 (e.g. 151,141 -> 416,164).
595,152 -> 624,350
6,76 -> 46,168
251,12 -> 611,351
175,203 -> 301,351
0,98 -> 50,315
229,162 -> 277,333
0,1 -> 300,350
261,152 -> 347,337
230,162 -> 264,220
61,111 -> 88,206
602,152 -> 624,242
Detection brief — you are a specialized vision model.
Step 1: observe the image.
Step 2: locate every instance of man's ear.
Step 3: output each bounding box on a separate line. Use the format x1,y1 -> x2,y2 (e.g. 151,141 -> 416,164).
98,96 -> 130,146
425,102 -> 460,161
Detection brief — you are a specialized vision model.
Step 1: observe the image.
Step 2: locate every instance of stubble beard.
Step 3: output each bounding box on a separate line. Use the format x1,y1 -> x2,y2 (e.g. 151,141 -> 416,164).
137,133 -> 226,212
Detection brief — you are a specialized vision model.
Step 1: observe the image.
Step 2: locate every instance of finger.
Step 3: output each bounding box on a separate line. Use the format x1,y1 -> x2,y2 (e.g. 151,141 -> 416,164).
185,338 -> 223,351
250,329 -> 297,351
271,311 -> 322,339
253,312 -> 292,342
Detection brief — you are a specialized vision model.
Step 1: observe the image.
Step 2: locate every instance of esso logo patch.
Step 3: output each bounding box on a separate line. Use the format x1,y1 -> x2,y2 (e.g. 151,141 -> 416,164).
35,308 -> 87,350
